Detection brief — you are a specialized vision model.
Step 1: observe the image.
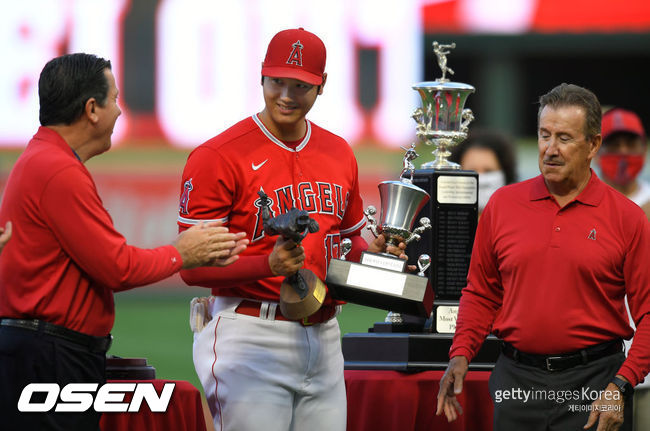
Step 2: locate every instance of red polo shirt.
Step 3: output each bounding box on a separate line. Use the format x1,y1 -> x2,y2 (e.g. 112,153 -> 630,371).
0,127 -> 182,336
450,171 -> 650,386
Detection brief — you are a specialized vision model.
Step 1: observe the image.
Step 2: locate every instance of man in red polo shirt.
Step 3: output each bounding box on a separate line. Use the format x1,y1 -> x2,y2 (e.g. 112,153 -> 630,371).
437,84 -> 650,431
0,53 -> 248,431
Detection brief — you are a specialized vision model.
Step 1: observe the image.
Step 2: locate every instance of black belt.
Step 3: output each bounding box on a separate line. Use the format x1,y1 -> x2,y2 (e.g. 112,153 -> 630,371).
502,339 -> 623,372
0,318 -> 112,353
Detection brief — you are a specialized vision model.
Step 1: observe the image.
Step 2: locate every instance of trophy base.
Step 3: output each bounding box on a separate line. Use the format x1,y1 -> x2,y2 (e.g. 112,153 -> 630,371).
280,269 -> 326,320
326,258 -> 432,318
342,332 -> 501,371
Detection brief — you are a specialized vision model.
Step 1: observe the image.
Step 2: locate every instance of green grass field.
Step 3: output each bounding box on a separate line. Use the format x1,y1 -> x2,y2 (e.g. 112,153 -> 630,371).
109,286 -> 387,392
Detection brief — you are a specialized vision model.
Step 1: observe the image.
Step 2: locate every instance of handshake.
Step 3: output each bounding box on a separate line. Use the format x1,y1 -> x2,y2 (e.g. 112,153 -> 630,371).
173,222 -> 249,269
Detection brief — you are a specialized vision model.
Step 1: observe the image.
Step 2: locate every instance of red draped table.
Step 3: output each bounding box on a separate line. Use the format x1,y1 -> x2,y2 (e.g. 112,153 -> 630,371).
344,370 -> 493,431
100,379 -> 207,431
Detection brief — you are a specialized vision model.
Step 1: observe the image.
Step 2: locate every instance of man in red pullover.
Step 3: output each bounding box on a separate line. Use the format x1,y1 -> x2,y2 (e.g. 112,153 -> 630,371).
0,53 -> 248,431
437,84 -> 650,431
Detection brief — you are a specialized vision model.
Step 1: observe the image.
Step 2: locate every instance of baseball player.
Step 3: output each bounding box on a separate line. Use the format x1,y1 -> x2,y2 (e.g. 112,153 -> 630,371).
178,28 -> 406,431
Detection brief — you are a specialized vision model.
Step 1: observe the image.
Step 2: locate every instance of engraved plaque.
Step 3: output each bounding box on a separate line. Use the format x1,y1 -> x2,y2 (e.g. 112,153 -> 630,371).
406,169 -> 478,301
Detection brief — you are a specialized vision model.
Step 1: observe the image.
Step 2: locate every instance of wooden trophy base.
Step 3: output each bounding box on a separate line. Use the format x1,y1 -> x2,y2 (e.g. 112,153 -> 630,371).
280,268 -> 327,320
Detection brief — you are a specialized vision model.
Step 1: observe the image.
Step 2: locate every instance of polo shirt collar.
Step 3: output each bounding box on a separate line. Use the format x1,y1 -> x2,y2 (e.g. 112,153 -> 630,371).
529,169 -> 605,207
33,126 -> 82,162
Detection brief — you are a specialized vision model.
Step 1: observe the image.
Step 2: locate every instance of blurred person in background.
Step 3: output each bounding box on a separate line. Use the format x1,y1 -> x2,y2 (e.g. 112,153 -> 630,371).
599,107 -> 650,431
449,128 -> 518,215
598,108 -> 650,219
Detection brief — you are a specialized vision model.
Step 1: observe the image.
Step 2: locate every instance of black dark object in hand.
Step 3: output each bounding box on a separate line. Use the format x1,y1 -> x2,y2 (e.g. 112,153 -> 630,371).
258,190 -> 319,243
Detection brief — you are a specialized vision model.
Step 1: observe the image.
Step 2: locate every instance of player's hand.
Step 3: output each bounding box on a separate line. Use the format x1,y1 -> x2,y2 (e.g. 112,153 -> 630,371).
174,221 -> 249,269
367,234 -> 417,272
436,355 -> 468,422
0,221 -> 12,253
268,236 -> 305,277
584,381 -> 626,431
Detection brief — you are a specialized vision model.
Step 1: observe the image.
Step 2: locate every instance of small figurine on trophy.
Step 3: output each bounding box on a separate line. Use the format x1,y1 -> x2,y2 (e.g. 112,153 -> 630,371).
399,143 -> 419,184
432,41 -> 456,82
257,190 -> 326,320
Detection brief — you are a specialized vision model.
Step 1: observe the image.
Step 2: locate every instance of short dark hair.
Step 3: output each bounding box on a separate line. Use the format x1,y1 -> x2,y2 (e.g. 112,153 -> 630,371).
538,83 -> 601,141
449,128 -> 518,185
38,53 -> 112,126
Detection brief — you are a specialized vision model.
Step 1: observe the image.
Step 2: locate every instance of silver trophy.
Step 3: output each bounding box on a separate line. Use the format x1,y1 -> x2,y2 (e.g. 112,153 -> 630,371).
325,146 -> 435,318
365,146 -> 431,248
413,41 -> 475,170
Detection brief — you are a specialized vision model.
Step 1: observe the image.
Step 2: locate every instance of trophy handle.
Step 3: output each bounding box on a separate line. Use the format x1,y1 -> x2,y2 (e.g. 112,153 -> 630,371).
460,108 -> 474,135
364,206 -> 380,238
405,217 -> 431,245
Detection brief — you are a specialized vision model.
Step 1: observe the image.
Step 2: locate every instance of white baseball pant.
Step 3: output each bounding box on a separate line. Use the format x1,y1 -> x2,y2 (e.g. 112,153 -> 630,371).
192,297 -> 347,431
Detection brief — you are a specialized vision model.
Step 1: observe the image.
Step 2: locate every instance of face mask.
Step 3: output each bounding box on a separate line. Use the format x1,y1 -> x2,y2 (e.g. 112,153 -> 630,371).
478,171 -> 506,211
598,153 -> 645,186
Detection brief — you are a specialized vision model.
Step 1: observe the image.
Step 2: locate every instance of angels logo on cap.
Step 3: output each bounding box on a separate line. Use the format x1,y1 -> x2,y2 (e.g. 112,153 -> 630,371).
287,41 -> 304,66
262,28 -> 326,86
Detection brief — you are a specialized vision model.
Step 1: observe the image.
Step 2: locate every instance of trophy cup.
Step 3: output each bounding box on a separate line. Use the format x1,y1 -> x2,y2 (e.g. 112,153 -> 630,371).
258,190 -> 326,320
325,146 -> 434,318
413,42 -> 475,170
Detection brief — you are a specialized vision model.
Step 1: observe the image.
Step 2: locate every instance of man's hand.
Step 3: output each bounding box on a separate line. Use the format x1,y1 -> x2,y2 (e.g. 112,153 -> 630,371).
367,234 -> 417,271
268,236 -> 305,277
0,221 -> 12,253
174,222 -> 248,269
584,379 -> 626,431
437,355 -> 469,422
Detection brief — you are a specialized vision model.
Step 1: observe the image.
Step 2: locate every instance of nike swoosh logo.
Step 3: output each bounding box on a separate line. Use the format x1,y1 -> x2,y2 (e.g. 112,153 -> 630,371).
252,160 -> 268,171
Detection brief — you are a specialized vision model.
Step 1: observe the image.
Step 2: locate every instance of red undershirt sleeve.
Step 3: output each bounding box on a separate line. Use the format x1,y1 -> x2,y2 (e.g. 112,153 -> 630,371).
179,255 -> 275,288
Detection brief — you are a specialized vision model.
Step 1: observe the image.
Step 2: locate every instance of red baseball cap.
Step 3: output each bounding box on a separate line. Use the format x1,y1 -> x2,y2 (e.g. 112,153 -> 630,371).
261,28 -> 326,86
602,108 -> 646,141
